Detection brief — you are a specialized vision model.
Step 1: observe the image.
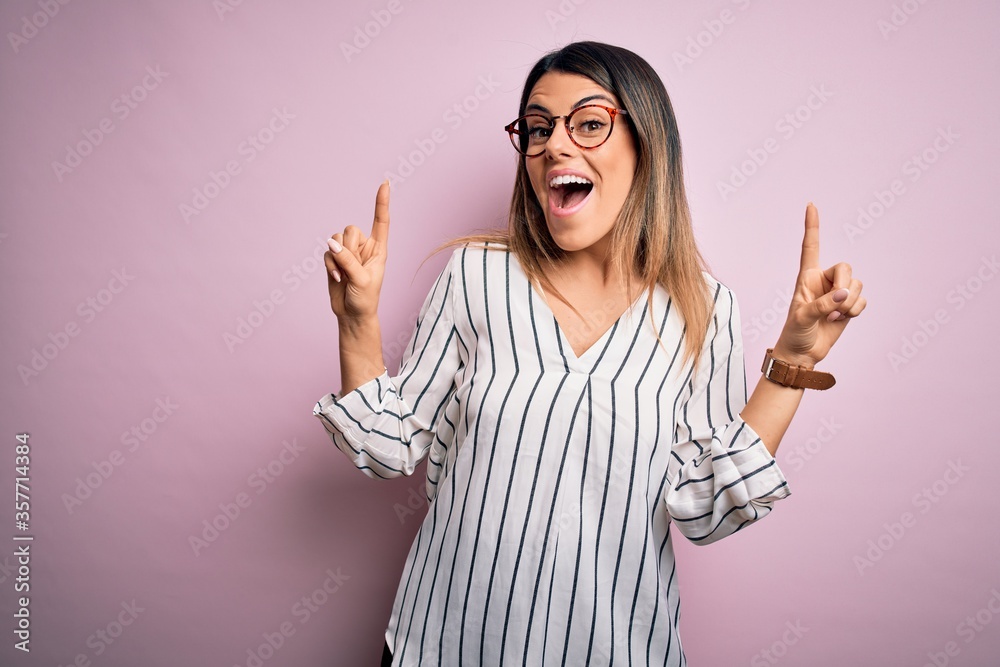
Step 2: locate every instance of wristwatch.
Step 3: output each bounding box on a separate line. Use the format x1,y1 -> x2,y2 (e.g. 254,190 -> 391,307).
761,348 -> 836,390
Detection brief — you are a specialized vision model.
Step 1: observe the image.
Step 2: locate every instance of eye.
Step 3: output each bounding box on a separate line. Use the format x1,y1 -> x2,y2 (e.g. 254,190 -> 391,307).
524,117 -> 553,140
570,107 -> 612,138
579,120 -> 606,133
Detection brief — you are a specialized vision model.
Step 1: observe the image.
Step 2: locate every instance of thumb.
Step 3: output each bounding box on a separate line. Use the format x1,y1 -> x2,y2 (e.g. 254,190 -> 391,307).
328,241 -> 368,287
809,287 -> 850,322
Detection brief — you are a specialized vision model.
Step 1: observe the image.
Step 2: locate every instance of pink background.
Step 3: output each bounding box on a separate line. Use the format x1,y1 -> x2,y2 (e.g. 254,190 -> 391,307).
2,1 -> 998,665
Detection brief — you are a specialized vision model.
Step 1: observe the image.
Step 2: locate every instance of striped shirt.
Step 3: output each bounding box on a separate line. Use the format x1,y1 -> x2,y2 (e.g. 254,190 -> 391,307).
313,243 -> 791,666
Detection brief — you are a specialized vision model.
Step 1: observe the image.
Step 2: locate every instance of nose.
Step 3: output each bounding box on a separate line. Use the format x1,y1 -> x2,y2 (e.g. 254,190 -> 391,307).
543,117 -> 576,158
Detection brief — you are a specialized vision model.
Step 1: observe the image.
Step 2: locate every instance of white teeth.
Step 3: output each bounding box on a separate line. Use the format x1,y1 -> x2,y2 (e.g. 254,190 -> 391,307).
548,174 -> 593,188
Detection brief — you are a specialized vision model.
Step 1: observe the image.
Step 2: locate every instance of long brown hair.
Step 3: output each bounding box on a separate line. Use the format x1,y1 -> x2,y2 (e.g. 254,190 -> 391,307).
425,41 -> 713,370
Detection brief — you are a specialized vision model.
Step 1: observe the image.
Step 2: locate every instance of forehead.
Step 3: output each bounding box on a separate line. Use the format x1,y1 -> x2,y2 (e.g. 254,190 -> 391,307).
525,71 -> 619,109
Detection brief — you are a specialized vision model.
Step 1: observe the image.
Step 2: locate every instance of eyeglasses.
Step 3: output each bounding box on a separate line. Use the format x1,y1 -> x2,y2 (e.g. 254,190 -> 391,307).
504,104 -> 628,157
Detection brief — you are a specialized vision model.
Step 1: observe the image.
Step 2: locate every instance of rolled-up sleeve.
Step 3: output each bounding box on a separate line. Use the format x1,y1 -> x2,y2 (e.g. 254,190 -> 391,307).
312,249 -> 465,480
664,282 -> 791,545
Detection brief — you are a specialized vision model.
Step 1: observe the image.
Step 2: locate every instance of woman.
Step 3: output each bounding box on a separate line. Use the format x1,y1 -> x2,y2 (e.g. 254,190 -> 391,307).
315,41 -> 865,666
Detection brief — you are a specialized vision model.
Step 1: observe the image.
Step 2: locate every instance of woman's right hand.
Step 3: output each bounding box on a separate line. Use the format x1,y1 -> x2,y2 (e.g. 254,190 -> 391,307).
325,179 -> 391,323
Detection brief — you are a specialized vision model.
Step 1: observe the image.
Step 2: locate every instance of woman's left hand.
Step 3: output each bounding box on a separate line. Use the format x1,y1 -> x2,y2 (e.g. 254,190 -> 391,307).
772,203 -> 867,367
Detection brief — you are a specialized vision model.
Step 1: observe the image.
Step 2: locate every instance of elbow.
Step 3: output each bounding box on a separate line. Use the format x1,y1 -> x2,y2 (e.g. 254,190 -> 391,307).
687,533 -> 723,547
664,495 -> 718,546
316,406 -> 435,480
358,463 -> 408,481
669,512 -> 726,547
328,429 -> 416,480
349,441 -> 418,480
665,495 -> 767,546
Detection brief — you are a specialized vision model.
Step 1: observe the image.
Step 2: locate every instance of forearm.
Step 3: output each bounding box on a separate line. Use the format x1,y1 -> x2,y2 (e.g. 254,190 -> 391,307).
338,316 -> 386,396
738,344 -> 815,457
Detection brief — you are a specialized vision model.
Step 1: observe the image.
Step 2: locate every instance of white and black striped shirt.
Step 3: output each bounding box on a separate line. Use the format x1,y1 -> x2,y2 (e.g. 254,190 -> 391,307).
314,243 -> 791,666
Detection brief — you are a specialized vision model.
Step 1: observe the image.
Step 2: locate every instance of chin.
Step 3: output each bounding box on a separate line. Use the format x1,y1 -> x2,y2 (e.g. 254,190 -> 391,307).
545,212 -> 613,249
544,227 -> 595,253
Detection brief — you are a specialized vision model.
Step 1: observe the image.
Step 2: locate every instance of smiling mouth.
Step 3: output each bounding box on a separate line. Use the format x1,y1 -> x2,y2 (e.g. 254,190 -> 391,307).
549,180 -> 594,210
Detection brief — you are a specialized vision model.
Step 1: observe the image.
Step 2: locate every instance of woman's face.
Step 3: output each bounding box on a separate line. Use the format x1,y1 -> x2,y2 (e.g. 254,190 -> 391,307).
523,71 -> 638,255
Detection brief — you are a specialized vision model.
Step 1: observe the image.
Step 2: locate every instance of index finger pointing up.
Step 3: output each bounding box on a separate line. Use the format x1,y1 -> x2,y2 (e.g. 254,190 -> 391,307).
370,179 -> 391,245
799,202 -> 820,272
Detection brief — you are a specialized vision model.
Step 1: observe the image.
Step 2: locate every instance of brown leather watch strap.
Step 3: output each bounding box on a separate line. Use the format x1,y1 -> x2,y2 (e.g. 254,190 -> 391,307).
761,348 -> 836,390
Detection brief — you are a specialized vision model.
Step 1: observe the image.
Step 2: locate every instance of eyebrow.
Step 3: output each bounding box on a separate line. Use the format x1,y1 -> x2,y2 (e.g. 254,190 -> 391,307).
524,93 -> 617,114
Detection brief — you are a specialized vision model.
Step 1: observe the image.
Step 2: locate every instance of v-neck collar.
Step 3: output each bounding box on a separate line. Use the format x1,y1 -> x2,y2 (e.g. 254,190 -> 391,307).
510,250 -> 648,368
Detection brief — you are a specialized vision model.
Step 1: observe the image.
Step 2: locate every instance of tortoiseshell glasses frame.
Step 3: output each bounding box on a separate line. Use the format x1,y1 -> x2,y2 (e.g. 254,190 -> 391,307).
504,105 -> 629,157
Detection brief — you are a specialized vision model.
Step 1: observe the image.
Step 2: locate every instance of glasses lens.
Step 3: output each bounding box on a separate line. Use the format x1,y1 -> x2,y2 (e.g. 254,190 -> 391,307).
509,115 -> 551,155
507,108 -> 617,155
569,106 -> 613,148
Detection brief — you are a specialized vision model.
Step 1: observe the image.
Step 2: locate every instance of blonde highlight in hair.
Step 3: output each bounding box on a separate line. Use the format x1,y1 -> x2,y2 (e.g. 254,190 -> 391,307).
424,41 -> 713,370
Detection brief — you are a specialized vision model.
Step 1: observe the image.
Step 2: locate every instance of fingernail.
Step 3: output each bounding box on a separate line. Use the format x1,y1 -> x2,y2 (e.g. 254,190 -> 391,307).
328,239 -> 342,253
833,288 -> 849,303
827,310 -> 843,322
332,268 -> 341,282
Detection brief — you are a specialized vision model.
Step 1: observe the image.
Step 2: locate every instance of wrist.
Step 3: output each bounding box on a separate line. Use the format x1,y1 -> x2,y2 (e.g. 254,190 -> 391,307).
338,314 -> 380,337
769,344 -> 816,370
761,346 -> 836,390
